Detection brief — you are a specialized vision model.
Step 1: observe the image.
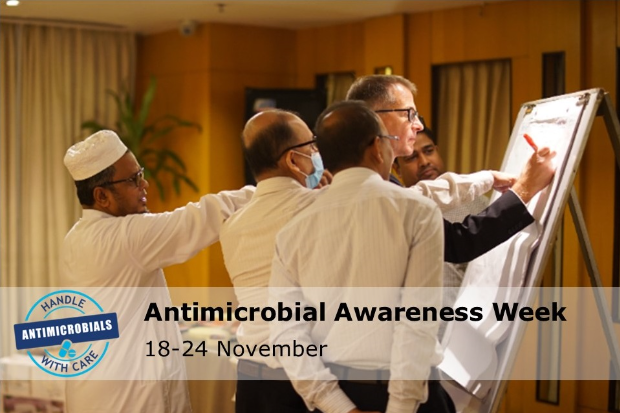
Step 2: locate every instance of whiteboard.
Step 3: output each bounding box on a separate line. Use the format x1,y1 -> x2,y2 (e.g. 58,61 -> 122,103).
437,89 -> 606,411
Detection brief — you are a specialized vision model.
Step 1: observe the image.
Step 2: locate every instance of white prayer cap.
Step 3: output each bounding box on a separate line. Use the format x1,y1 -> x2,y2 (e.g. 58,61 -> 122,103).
64,130 -> 128,181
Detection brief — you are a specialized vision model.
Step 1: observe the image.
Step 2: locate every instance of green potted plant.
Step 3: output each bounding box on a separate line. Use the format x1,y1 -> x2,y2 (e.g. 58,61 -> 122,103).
82,77 -> 201,200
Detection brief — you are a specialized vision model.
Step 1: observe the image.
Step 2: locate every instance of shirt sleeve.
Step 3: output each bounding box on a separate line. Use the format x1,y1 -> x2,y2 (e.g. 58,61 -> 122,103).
124,186 -> 255,272
443,189 -> 534,263
269,243 -> 357,413
386,200 -> 444,413
409,171 -> 494,213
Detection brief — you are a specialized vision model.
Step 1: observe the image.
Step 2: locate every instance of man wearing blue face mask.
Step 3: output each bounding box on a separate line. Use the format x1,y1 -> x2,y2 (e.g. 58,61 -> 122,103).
283,138 -> 325,189
220,109 -> 330,413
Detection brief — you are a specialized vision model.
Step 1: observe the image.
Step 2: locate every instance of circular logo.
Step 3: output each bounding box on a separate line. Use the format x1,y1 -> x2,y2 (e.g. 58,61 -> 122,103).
14,289 -> 119,377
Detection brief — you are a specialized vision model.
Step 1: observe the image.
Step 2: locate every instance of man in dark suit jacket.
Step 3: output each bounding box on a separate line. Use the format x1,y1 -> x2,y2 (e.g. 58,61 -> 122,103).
346,75 -> 556,264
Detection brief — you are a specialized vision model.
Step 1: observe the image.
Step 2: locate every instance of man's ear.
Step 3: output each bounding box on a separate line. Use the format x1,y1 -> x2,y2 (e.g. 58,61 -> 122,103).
93,187 -> 111,207
284,151 -> 301,173
369,137 -> 384,164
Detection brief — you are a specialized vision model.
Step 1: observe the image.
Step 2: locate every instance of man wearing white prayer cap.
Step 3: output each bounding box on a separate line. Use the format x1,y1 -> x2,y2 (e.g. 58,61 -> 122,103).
60,130 -> 254,413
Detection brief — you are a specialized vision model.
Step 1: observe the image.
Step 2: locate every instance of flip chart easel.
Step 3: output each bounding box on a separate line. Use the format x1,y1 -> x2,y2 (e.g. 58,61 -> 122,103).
438,89 -> 620,413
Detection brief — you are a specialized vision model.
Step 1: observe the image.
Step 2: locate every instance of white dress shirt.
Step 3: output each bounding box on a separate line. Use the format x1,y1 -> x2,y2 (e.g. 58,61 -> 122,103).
269,168 -> 445,413
220,171 -> 491,369
60,187 -> 254,413
412,170 -> 492,213
220,177 -> 323,367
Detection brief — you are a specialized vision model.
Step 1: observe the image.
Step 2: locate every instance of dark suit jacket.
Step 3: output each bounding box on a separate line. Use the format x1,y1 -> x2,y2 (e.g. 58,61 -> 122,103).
389,175 -> 534,264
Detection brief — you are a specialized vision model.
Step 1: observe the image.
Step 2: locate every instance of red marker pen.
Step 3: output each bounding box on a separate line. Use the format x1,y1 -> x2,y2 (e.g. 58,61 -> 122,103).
523,133 -> 538,152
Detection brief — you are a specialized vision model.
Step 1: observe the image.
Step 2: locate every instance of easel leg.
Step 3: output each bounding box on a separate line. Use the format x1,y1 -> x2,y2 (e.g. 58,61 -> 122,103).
598,93 -> 620,171
568,187 -> 620,378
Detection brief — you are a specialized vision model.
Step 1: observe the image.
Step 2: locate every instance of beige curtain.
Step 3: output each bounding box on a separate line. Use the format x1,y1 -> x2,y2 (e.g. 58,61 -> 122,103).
434,60 -> 511,174
0,21 -> 135,356
326,73 -> 356,105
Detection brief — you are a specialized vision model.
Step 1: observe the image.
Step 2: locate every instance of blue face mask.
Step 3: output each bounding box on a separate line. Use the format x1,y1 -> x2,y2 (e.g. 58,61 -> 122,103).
294,151 -> 324,189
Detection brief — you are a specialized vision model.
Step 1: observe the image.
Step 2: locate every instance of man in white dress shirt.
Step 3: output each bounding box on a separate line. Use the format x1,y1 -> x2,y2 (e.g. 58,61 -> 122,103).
61,130 -> 254,413
221,109 -> 327,413
269,100 -> 448,413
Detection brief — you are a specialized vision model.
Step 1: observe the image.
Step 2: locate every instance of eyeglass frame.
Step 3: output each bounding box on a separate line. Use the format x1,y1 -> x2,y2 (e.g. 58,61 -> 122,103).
277,138 -> 318,159
369,134 -> 399,146
100,167 -> 145,188
374,108 -> 420,123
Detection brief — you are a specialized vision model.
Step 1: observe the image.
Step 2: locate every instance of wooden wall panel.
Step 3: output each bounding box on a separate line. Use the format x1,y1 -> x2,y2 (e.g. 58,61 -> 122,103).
431,2 -> 527,64
430,8 -> 466,64
363,14 -> 405,75
137,24 -> 211,77
295,29 -> 318,88
580,0 -> 616,286
209,23 -> 296,75
529,0 -> 582,94
406,12 -> 433,123
314,23 -> 365,75
294,22 -> 365,89
577,1 -> 617,410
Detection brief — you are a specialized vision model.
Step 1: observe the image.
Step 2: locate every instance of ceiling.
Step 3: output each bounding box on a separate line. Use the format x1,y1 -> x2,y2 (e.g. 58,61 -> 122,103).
0,0 -> 506,34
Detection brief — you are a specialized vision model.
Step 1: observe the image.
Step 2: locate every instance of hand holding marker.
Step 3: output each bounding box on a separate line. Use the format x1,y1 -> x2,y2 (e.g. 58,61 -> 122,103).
523,132 -> 552,157
523,133 -> 538,152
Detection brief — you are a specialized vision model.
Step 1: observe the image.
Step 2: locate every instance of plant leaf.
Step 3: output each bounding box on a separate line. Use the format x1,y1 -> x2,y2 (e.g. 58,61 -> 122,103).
145,115 -> 202,145
172,176 -> 180,195
107,89 -> 138,150
178,175 -> 199,192
155,115 -> 202,132
161,166 -> 199,194
151,176 -> 165,202
136,77 -> 157,140
155,150 -> 166,172
161,149 -> 187,172
145,125 -> 176,145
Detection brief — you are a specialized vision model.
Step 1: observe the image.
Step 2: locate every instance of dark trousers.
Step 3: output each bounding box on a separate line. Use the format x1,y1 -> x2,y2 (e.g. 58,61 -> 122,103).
236,362 -> 454,413
313,380 -> 455,413
235,371 -> 306,413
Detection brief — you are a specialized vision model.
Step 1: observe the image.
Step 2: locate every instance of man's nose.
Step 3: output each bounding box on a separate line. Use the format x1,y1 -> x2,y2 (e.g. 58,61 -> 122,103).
411,118 -> 424,132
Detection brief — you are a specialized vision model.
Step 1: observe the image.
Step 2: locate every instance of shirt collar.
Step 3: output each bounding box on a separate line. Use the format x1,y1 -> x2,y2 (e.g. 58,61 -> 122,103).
81,209 -> 114,220
330,167 -> 384,189
254,176 -> 308,197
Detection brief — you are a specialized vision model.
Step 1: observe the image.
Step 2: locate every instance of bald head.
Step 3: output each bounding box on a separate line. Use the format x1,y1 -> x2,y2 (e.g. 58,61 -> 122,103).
242,109 -> 312,179
243,110 -> 295,146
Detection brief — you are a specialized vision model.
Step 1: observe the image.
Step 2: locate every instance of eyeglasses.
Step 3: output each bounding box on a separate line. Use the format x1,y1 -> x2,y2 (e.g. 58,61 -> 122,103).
370,134 -> 399,146
278,138 -> 318,159
101,167 -> 145,188
375,108 -> 420,123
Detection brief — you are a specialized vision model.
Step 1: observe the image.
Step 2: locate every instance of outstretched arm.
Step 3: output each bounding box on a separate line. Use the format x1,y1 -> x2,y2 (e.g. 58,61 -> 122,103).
442,147 -> 556,263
